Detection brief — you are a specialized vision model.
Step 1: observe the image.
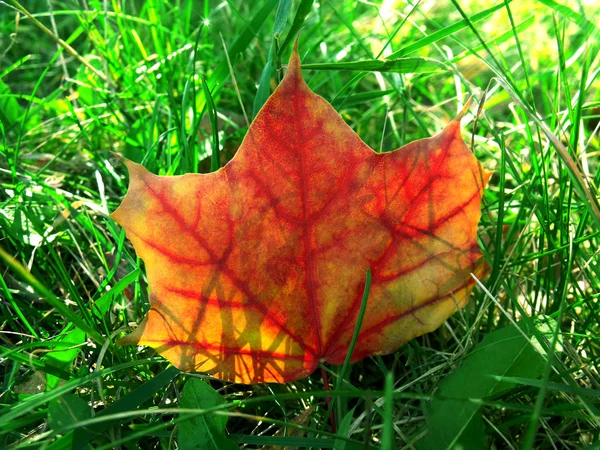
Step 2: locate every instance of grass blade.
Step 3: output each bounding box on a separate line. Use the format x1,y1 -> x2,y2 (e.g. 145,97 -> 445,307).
302,58 -> 443,73
388,1 -> 508,58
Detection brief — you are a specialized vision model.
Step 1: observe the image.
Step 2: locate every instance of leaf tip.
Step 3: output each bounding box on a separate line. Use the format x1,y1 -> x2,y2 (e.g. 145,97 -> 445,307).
116,317 -> 147,347
482,167 -> 493,185
284,35 -> 303,83
456,97 -> 472,121
110,151 -> 125,163
109,158 -> 152,223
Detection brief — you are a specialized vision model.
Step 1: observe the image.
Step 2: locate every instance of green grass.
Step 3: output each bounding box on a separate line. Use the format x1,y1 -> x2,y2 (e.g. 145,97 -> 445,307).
1,0 -> 600,448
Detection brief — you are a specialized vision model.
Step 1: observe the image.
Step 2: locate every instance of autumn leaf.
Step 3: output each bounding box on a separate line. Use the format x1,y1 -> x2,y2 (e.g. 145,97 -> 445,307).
112,43 -> 491,384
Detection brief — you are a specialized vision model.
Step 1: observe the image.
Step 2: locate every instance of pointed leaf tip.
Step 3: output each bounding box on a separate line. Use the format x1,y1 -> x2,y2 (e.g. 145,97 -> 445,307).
110,151 -> 125,162
285,35 -> 303,82
116,317 -> 147,346
456,97 -> 472,121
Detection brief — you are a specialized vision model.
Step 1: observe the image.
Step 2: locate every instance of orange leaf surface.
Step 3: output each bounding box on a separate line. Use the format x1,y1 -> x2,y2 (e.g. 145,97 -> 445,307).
112,45 -> 491,384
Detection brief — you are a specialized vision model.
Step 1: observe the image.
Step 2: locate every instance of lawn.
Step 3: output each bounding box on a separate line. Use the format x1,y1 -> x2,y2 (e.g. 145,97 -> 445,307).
1,0 -> 599,449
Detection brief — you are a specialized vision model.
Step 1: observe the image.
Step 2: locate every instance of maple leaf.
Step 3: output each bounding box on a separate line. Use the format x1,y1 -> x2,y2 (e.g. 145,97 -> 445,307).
112,43 -> 491,384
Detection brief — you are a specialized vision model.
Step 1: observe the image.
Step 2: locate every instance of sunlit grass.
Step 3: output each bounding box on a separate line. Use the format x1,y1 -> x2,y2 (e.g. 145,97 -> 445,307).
1,0 -> 599,448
